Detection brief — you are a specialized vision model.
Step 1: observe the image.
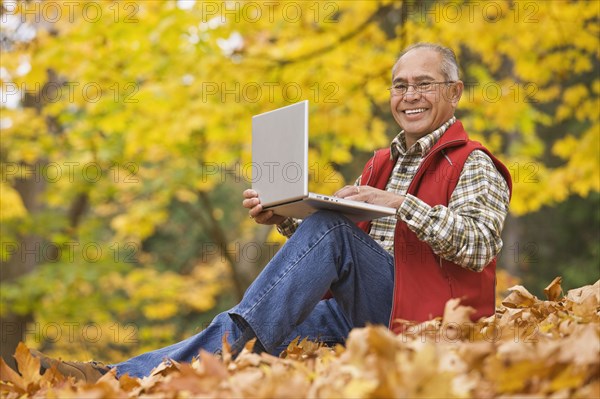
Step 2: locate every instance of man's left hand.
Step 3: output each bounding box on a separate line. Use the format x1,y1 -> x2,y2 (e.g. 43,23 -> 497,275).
334,185 -> 405,209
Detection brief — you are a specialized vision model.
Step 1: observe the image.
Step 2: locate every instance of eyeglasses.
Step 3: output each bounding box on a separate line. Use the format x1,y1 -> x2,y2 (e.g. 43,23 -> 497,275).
388,81 -> 455,96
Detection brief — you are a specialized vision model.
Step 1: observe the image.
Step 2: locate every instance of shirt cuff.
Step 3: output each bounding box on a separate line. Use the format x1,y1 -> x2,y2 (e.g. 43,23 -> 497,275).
397,194 -> 435,241
276,217 -> 299,238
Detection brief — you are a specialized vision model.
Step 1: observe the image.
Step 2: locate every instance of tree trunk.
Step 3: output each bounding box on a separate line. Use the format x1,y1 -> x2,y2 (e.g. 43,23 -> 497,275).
1,166 -> 46,371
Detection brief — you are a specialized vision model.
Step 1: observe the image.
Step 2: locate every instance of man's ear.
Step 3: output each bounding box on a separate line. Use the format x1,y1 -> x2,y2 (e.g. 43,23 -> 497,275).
450,80 -> 464,105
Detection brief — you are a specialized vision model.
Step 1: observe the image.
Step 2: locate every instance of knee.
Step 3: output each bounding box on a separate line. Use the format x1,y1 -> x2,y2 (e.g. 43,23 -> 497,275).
298,211 -> 354,235
305,210 -> 350,226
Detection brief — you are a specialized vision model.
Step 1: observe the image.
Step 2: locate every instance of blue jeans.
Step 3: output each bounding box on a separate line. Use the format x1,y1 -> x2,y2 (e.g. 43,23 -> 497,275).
113,211 -> 394,378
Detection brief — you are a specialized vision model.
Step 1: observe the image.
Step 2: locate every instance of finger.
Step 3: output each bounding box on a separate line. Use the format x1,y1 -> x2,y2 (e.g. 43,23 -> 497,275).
334,185 -> 358,198
242,197 -> 260,209
345,186 -> 370,202
254,210 -> 274,224
248,204 -> 264,218
342,186 -> 362,198
254,210 -> 278,224
333,186 -> 347,197
243,189 -> 258,198
345,194 -> 363,202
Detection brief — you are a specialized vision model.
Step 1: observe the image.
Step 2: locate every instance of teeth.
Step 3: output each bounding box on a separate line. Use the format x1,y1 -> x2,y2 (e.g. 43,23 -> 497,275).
405,108 -> 426,115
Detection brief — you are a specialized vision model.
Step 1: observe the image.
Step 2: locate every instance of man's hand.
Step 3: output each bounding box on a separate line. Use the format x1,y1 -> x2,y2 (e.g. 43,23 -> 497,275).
334,185 -> 405,209
242,189 -> 287,225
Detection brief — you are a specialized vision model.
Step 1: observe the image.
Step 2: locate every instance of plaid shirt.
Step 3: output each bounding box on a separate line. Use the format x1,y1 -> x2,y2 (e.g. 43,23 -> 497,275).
277,117 -> 510,272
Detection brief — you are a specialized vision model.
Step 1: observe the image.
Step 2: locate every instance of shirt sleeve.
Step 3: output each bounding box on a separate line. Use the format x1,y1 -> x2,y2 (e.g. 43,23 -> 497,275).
396,150 -> 510,272
277,177 -> 361,238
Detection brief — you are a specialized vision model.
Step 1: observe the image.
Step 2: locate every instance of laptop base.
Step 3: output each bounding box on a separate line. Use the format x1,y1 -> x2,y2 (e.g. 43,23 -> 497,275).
264,194 -> 396,222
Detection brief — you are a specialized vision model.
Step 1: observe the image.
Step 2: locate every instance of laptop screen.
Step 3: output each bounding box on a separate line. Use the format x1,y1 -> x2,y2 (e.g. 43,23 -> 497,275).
251,100 -> 309,207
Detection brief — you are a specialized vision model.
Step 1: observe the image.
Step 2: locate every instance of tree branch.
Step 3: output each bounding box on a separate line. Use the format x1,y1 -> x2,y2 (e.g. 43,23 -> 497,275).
267,4 -> 394,67
195,191 -> 246,300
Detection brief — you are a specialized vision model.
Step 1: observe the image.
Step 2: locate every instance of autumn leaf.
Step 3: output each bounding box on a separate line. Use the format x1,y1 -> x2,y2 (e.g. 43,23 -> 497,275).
0,356 -> 25,395
14,342 -> 42,390
502,285 -> 538,308
1,283 -> 598,398
544,276 -> 563,301
442,298 -> 476,340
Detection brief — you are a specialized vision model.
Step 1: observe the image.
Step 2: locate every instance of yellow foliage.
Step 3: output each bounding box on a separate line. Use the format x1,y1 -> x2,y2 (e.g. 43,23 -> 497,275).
0,182 -> 27,221
2,0 -> 598,239
142,302 -> 179,321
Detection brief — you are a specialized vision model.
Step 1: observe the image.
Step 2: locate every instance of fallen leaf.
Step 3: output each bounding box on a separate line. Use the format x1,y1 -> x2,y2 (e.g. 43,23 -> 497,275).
442,298 -> 476,340
544,276 -> 564,301
502,285 -> 537,308
3,278 -> 599,398
0,356 -> 25,394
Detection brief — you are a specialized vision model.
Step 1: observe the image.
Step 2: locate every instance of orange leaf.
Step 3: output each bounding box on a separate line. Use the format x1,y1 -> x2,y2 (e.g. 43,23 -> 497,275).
118,371 -> 140,392
221,331 -> 233,364
502,285 -> 537,308
0,356 -> 25,394
544,276 -> 563,301
442,298 -> 476,340
198,350 -> 228,379
13,342 -> 42,387
443,298 -> 476,325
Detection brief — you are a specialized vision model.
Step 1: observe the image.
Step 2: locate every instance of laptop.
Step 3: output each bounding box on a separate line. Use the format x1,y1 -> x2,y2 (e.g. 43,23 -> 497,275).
251,100 -> 396,222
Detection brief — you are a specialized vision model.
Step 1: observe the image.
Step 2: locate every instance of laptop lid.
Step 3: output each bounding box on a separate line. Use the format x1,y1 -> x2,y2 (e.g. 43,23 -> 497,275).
252,100 -> 309,206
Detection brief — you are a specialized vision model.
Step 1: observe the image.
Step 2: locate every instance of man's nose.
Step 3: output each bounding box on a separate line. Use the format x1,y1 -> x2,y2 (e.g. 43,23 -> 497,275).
403,85 -> 422,101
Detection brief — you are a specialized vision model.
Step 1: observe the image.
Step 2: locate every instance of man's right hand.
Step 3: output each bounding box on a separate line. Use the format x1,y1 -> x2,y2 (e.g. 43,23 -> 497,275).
242,189 -> 287,225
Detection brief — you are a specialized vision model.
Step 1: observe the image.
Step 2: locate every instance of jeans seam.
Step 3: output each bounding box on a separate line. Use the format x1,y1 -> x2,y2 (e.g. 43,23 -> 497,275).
352,231 -> 392,257
240,222 -> 349,320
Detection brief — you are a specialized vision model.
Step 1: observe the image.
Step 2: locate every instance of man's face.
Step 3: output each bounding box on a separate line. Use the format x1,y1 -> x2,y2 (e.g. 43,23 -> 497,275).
390,48 -> 463,140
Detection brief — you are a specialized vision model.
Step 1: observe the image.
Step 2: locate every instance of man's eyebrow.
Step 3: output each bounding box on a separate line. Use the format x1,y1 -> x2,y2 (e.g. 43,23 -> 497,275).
392,75 -> 437,84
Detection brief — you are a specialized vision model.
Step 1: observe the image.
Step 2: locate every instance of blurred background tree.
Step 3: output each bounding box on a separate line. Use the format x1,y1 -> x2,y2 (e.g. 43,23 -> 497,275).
1,0 -> 598,368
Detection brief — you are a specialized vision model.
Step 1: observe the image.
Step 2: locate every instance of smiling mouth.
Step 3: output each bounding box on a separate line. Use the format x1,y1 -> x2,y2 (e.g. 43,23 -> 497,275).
403,108 -> 427,115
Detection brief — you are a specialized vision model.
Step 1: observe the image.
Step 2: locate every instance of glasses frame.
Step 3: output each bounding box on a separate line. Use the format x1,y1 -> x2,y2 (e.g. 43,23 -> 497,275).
388,81 -> 456,96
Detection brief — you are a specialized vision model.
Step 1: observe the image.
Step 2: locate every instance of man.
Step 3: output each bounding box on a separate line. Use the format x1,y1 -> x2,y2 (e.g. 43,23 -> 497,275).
33,43 -> 511,382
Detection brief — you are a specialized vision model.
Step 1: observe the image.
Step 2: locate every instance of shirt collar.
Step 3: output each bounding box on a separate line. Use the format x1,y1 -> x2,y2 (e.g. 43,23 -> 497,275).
390,116 -> 457,160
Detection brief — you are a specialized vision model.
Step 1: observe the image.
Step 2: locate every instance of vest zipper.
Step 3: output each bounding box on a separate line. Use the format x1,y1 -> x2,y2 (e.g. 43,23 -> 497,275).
422,140 -> 462,166
407,139 -> 464,195
438,255 -> 454,297
360,150 -> 377,186
388,139 -> 462,329
441,149 -> 453,165
388,228 -> 399,330
388,292 -> 396,329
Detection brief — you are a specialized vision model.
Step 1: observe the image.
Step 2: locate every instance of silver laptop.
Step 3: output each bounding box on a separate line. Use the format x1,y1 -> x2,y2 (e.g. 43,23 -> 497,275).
251,100 -> 396,222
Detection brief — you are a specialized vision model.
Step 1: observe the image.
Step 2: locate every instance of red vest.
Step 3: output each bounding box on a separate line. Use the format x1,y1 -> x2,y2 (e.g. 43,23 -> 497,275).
356,121 -> 512,332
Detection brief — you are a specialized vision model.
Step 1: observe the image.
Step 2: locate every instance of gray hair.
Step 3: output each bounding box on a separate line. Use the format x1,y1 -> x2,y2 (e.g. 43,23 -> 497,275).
392,43 -> 460,81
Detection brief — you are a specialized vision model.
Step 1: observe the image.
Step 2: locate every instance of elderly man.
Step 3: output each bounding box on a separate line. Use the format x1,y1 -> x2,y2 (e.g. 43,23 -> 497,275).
34,43 -> 511,382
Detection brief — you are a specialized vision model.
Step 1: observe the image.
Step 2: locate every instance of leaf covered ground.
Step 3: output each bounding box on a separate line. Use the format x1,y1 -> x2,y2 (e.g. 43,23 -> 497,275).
1,278 -> 599,398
